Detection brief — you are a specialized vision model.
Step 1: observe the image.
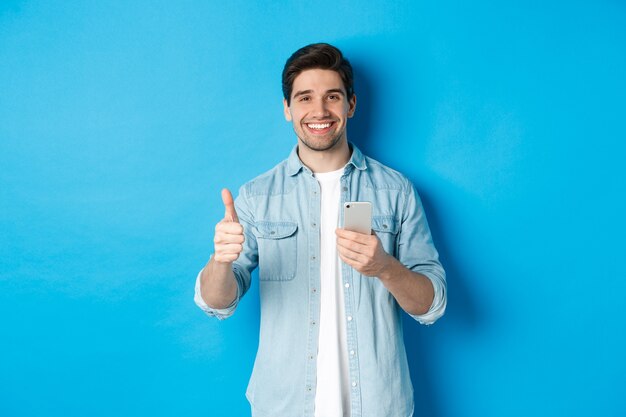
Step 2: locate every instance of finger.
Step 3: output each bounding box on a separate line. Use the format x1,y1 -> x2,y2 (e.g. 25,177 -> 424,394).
214,232 -> 245,245
216,221 -> 244,235
337,232 -> 378,255
337,244 -> 367,265
337,236 -> 368,254
221,188 -> 239,223
336,228 -> 373,244
216,243 -> 244,255
338,247 -> 365,270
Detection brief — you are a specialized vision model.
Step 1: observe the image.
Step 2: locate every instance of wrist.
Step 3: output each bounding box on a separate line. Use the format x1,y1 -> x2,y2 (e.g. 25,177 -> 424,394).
209,254 -> 233,272
376,255 -> 397,282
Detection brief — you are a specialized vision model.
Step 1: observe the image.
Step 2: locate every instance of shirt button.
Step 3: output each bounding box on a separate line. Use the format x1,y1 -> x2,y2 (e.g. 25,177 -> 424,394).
347,316 -> 353,322
311,255 -> 316,260
344,283 -> 350,288
312,288 -> 317,293
350,350 -> 355,356
342,186 -> 348,192
312,222 -> 317,227
311,321 -> 316,326
351,381 -> 357,387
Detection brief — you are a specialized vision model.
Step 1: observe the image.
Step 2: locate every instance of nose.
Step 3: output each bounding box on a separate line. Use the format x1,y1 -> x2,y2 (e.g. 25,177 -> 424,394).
312,99 -> 330,118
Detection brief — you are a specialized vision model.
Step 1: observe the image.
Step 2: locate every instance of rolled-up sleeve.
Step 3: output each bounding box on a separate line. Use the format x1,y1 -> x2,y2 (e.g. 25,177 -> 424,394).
398,181 -> 447,325
410,271 -> 446,325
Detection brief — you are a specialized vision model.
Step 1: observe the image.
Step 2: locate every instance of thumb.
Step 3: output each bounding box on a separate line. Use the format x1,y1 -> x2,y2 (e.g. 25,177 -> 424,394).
221,188 -> 239,223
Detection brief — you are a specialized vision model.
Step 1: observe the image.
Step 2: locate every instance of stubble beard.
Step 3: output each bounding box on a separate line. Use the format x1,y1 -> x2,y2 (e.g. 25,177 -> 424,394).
296,125 -> 345,153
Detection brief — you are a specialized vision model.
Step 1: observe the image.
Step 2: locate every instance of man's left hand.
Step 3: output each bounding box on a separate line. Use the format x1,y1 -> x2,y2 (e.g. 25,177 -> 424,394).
336,228 -> 393,278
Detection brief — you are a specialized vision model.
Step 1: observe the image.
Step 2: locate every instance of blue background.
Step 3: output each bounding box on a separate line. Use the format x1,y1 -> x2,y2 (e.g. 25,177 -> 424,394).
1,1 -> 625,416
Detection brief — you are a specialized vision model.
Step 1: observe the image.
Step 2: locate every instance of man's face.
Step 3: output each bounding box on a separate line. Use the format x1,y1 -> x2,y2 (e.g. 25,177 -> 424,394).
283,69 -> 356,152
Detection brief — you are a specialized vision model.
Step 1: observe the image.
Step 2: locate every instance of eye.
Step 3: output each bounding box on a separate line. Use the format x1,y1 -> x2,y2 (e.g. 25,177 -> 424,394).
299,96 -> 311,102
328,94 -> 339,101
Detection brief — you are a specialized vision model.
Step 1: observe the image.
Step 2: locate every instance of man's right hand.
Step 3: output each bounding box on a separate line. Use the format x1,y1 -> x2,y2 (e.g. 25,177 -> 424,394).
213,188 -> 245,264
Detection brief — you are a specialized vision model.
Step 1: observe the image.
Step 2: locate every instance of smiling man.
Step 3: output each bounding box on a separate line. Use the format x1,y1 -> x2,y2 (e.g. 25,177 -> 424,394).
195,43 -> 447,417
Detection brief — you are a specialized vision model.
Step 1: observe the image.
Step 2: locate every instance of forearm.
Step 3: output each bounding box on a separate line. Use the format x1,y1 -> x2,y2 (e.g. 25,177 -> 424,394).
378,256 -> 435,316
200,256 -> 238,309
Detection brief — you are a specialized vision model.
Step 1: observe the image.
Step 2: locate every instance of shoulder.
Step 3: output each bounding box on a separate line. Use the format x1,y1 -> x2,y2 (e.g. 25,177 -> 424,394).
362,155 -> 412,193
239,158 -> 295,198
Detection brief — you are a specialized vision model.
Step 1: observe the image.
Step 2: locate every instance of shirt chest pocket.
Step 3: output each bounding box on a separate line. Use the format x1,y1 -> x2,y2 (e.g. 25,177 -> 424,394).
254,221 -> 298,281
372,215 -> 399,257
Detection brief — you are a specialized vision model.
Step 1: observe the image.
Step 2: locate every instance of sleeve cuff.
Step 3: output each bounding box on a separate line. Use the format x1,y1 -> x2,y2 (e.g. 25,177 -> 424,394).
409,271 -> 447,325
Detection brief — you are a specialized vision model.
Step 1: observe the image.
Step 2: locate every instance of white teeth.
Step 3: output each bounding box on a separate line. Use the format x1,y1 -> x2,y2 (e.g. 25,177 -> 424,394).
307,123 -> 331,129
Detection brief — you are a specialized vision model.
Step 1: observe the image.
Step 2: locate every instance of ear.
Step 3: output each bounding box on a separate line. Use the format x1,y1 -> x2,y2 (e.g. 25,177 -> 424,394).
347,94 -> 357,118
283,98 -> 292,121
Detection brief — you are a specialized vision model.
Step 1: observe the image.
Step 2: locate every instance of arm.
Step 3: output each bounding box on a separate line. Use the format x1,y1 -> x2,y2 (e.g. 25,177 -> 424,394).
336,229 -> 434,315
336,182 -> 446,324
200,257 -> 239,309
375,254 -> 435,316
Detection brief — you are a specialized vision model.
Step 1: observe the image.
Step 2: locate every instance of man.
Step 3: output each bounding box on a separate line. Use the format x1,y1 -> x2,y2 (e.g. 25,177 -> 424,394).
195,43 -> 446,417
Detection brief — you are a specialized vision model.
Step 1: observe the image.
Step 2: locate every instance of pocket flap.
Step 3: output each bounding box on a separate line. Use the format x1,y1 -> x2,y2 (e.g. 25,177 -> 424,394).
372,215 -> 398,233
255,221 -> 298,239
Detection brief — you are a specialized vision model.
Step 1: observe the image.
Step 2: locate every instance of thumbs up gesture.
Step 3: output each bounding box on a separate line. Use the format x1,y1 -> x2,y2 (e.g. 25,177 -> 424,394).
213,188 -> 245,264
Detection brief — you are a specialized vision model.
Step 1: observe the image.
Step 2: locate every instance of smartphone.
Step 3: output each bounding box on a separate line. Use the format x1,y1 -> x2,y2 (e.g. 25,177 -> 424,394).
343,202 -> 372,234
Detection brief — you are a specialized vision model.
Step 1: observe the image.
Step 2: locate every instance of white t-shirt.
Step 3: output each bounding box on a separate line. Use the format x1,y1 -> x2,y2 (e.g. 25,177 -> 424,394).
314,167 -> 350,417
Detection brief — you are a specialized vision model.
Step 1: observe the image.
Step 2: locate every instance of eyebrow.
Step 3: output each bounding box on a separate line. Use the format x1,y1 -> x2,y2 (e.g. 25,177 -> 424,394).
292,88 -> 346,99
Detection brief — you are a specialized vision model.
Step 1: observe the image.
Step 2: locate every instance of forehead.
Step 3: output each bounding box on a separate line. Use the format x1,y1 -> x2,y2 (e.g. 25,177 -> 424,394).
292,69 -> 345,95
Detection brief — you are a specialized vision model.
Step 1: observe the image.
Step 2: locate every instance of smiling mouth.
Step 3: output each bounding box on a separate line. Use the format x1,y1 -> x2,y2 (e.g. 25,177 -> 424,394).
305,121 -> 335,134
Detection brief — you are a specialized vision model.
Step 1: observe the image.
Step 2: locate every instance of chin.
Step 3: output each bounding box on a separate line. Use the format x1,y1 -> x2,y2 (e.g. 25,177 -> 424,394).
300,135 -> 344,152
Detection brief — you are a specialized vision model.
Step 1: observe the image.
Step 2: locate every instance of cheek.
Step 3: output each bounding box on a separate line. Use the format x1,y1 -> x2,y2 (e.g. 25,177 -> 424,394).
290,109 -> 303,123
333,104 -> 350,118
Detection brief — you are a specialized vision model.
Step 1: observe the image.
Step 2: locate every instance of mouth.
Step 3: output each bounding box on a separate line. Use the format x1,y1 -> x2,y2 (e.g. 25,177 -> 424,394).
304,121 -> 336,135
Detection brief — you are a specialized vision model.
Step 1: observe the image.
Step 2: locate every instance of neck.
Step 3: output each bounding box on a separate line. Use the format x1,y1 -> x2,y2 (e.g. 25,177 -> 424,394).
297,138 -> 351,173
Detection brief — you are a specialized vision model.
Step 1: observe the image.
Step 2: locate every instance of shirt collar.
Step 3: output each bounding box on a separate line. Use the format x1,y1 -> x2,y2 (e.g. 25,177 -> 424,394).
286,142 -> 368,176
346,143 -> 367,171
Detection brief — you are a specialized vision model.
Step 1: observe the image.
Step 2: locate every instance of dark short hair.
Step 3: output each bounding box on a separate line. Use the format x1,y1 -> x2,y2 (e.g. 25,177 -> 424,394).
282,43 -> 354,105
